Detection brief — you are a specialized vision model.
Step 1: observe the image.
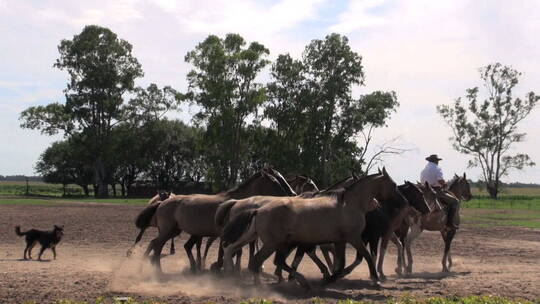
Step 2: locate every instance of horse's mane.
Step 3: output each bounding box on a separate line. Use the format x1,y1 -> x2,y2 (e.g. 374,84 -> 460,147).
325,175 -> 355,191
448,175 -> 460,189
343,172 -> 382,190
267,168 -> 297,196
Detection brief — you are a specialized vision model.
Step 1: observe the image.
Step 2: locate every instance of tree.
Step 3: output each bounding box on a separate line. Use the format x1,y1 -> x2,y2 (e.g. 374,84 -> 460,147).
185,33 -> 270,188
265,34 -> 399,186
20,25 -> 144,197
35,139 -> 93,196
437,63 -> 538,198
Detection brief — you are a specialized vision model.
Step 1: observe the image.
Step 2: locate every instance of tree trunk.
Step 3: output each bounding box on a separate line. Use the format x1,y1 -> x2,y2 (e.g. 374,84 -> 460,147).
487,184 -> 498,199
120,182 -> 126,198
111,183 -> 117,197
82,185 -> 90,196
94,156 -> 109,198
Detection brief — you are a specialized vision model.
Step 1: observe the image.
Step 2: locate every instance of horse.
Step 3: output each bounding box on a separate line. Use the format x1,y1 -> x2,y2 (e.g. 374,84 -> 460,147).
136,167 -> 296,273
126,190 -> 173,256
214,174 -> 319,272
397,173 -> 472,274
221,168 -> 405,289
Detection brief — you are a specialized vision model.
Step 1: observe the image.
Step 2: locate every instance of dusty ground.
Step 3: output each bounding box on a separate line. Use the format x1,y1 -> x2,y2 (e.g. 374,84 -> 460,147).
1,203 -> 539,304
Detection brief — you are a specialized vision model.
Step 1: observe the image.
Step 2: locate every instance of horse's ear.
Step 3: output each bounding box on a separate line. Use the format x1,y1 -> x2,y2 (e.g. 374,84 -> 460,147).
425,181 -> 430,190
351,170 -> 359,180
454,173 -> 459,178
378,167 -> 382,174
463,172 -> 466,179
382,167 -> 389,177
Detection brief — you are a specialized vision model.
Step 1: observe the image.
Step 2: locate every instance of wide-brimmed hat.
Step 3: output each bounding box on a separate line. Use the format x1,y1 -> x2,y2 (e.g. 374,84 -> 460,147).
426,154 -> 442,162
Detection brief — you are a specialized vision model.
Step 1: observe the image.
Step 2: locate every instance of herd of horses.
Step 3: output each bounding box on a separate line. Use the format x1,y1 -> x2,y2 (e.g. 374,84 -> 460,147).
128,166 -> 472,290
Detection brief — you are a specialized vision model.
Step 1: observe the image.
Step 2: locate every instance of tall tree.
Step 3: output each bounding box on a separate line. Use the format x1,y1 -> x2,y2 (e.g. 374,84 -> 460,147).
265,34 -> 399,186
185,33 -> 269,188
437,63 -> 538,198
20,25 -> 143,197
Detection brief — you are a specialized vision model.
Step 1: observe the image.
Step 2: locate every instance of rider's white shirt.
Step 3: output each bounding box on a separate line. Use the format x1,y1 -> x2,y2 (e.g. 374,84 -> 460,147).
420,162 -> 444,187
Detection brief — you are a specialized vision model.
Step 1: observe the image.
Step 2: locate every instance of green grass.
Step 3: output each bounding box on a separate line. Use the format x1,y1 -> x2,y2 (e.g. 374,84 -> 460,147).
462,208 -> 540,229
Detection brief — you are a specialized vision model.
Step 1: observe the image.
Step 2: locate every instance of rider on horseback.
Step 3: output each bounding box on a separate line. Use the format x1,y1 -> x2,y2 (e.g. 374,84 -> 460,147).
420,154 -> 460,230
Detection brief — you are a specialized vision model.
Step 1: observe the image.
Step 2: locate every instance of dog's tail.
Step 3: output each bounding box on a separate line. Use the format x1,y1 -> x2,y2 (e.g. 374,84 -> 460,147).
221,209 -> 257,247
15,226 -> 26,236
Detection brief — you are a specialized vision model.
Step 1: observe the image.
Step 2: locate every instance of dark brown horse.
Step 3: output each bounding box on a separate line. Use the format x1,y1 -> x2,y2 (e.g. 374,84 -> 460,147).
221,168 -> 404,289
136,167 -> 296,272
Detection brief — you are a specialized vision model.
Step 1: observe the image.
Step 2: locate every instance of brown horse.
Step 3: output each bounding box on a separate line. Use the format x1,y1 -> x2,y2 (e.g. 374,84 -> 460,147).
397,173 -> 472,274
126,190 -> 173,256
214,174 -> 321,273
328,181 -> 434,282
137,167 -> 296,272
221,168 -> 404,289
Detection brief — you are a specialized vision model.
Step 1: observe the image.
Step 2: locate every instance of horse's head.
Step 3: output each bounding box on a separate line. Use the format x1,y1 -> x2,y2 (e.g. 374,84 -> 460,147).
346,167 -> 407,210
376,167 -> 408,205
450,173 -> 472,201
157,190 -> 170,201
399,181 -> 431,215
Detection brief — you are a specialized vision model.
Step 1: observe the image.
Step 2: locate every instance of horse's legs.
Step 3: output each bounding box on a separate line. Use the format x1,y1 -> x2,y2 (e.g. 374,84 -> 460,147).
377,233 -> 391,281
170,237 -> 176,255
275,246 -> 295,282
150,231 -> 177,273
195,237 -> 202,269
211,242 -> 225,272
248,240 -> 256,268
273,247 -> 310,290
404,224 -> 422,274
325,242 -> 347,283
350,238 -> 380,286
305,247 -> 331,280
441,229 -> 456,272
320,244 -> 335,273
389,232 -> 404,275
249,244 -> 275,285
202,237 -> 217,269
234,248 -> 242,272
184,235 -> 200,272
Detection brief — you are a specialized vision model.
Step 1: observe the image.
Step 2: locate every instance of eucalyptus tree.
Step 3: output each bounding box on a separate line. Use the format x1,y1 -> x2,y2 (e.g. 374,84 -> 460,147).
20,25 -> 143,197
266,34 -> 399,186
437,63 -> 538,198
185,33 -> 270,188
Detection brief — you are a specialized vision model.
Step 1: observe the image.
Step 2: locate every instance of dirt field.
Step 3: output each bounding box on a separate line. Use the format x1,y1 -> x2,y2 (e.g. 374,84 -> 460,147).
1,203 -> 539,304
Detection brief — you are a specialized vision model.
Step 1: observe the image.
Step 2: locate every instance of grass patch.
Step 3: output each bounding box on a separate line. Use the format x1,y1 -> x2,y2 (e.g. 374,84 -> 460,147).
461,208 -> 540,229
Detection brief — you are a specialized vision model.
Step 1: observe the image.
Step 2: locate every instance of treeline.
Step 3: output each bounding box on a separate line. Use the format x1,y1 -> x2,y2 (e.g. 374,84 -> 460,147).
0,175 -> 43,182
20,25 -> 399,197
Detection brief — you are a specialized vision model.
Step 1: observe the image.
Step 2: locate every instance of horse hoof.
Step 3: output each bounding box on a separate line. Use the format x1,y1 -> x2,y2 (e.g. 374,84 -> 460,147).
395,267 -> 402,275
371,281 -> 382,289
210,263 -> 221,273
379,275 -> 387,282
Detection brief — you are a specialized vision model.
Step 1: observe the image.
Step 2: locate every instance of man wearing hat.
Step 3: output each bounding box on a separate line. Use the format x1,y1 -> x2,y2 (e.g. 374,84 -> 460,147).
420,154 -> 460,230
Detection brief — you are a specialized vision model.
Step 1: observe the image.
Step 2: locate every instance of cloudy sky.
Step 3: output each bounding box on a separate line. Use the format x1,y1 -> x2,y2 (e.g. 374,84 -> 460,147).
1,0 -> 539,184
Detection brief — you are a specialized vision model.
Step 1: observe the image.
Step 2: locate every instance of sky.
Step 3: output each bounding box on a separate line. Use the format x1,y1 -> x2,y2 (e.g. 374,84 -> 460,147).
1,0 -> 539,184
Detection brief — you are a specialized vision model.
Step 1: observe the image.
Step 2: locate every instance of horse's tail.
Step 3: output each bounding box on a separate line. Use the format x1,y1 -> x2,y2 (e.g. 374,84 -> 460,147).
135,202 -> 160,229
215,199 -> 237,228
15,226 -> 26,236
221,209 -> 257,247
